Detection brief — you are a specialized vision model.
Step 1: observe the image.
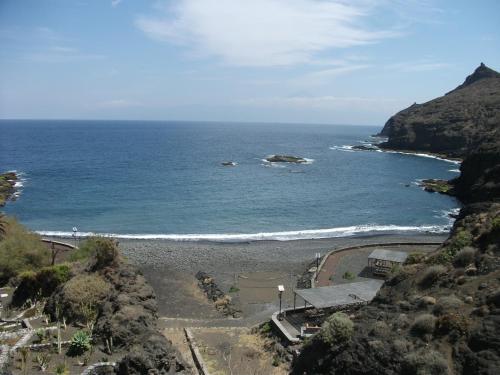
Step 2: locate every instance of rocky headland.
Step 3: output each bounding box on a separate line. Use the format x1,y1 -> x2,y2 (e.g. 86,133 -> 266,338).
379,63 -> 500,158
293,64 -> 500,374
0,172 -> 17,207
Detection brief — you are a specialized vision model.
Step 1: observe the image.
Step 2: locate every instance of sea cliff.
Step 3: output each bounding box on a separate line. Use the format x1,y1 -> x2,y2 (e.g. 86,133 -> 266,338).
293,64 -> 500,375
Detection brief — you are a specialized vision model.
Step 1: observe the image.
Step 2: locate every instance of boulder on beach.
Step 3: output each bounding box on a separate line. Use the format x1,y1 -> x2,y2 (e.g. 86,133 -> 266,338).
266,155 -> 307,163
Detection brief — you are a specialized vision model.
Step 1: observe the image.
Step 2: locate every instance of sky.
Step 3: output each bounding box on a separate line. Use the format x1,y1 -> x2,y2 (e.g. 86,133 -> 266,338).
0,0 -> 499,125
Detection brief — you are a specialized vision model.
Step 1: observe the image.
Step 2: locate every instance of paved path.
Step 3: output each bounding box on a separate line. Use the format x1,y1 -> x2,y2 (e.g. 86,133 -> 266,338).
316,242 -> 442,287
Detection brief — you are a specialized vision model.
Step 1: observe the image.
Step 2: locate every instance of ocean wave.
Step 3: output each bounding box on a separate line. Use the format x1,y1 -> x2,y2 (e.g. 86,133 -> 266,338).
329,145 -> 355,152
448,169 -> 460,173
37,223 -> 450,242
330,143 -> 461,165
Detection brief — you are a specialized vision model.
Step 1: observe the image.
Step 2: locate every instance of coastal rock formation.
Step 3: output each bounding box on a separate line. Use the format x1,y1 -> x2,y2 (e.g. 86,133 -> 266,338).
419,179 -> 454,194
293,64 -> 500,375
379,63 -> 500,158
266,155 -> 307,163
46,247 -> 189,374
195,271 -> 242,318
0,172 -> 17,207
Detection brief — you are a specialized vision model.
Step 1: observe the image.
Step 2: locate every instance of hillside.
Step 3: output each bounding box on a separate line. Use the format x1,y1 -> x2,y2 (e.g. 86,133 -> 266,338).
379,63 -> 500,158
293,65 -> 500,375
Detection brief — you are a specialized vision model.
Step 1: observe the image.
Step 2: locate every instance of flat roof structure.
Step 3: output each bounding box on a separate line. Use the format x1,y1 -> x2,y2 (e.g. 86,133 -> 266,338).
368,249 -> 408,263
294,279 -> 384,309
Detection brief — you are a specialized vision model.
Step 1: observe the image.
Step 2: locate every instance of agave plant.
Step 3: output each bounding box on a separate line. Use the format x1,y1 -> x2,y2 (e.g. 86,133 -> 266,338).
55,363 -> 70,375
67,330 -> 91,357
35,353 -> 51,372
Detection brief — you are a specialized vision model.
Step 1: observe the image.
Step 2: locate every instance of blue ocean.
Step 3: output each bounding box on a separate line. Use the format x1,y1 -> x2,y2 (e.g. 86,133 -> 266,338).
0,120 -> 460,241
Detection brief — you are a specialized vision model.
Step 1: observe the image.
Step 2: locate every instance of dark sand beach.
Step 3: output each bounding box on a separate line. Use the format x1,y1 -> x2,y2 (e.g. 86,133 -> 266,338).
114,233 -> 447,323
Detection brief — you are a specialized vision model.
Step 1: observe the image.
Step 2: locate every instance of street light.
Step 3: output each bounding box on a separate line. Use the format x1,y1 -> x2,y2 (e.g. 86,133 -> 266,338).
315,253 -> 321,280
278,284 -> 285,320
72,227 -> 78,248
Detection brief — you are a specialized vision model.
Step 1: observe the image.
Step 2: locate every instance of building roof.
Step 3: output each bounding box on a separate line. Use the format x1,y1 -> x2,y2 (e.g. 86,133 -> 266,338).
368,249 -> 408,263
294,279 -> 384,309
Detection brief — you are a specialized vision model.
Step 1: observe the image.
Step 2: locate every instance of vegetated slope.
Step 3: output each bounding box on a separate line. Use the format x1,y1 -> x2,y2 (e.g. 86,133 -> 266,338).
293,64 -> 500,375
379,63 -> 500,158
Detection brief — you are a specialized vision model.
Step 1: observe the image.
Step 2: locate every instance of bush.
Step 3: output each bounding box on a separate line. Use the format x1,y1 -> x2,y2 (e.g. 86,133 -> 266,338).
370,321 -> 390,337
343,271 -> 355,280
67,330 -> 91,357
435,229 -> 473,263
0,217 -> 50,285
56,274 -> 110,322
69,237 -> 100,262
402,349 -> 449,375
88,238 -> 119,270
453,247 -> 476,267
418,265 -> 446,288
12,264 -> 72,306
411,314 -> 436,336
436,313 -> 470,336
320,312 -> 353,347
433,295 -> 464,316
406,252 -> 425,265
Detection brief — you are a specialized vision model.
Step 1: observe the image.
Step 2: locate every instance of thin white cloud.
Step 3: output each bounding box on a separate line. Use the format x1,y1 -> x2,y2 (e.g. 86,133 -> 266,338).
388,61 -> 451,72
135,0 -> 398,66
111,0 -> 123,8
240,95 -> 406,111
97,99 -> 142,109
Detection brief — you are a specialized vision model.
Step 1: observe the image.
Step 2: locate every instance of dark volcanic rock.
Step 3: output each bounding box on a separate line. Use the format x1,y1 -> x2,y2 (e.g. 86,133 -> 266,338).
419,179 -> 454,195
292,63 -> 500,375
266,155 -> 307,163
92,263 -> 188,373
379,63 -> 500,158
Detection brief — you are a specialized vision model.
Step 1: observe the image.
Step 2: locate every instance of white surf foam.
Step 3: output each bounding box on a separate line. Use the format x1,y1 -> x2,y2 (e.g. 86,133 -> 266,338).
329,145 -> 355,152
448,169 -> 460,173
330,143 -> 461,165
37,223 -> 450,243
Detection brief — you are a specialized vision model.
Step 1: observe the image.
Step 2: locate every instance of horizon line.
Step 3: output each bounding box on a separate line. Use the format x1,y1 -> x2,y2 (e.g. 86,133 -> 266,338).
0,118 -> 381,127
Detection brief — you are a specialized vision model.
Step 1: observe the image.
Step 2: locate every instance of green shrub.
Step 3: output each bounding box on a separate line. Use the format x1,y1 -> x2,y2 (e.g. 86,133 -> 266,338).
453,247 -> 476,267
343,271 -> 355,280
433,295 -> 463,316
321,312 -> 354,347
370,321 -> 390,337
436,313 -> 470,336
228,285 -> 240,293
491,216 -> 500,231
406,252 -> 425,265
88,238 -> 119,270
260,322 -> 272,334
402,349 -> 449,375
411,314 -> 436,336
67,330 -> 91,357
0,217 -> 50,285
69,237 -> 100,262
63,274 -> 110,306
418,265 -> 446,288
12,264 -> 72,306
435,229 -> 473,263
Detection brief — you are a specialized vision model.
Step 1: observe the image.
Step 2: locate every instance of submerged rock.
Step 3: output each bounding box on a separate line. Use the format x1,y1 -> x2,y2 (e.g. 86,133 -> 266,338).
266,155 -> 307,163
221,161 -> 237,166
419,179 -> 454,194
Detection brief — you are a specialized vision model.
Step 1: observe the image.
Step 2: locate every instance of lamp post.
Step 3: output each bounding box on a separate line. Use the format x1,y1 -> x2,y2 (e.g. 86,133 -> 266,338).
278,285 -> 285,320
315,253 -> 321,279
72,227 -> 78,248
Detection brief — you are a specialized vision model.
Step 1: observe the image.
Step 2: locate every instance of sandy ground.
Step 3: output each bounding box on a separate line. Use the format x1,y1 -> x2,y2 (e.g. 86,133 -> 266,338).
116,233 -> 447,322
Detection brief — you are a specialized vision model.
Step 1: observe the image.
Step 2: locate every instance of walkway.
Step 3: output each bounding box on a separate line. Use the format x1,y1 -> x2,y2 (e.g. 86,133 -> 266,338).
315,241 -> 441,287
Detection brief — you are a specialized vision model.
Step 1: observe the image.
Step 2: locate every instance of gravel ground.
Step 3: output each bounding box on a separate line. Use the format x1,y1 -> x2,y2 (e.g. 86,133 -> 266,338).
114,233 -> 447,320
